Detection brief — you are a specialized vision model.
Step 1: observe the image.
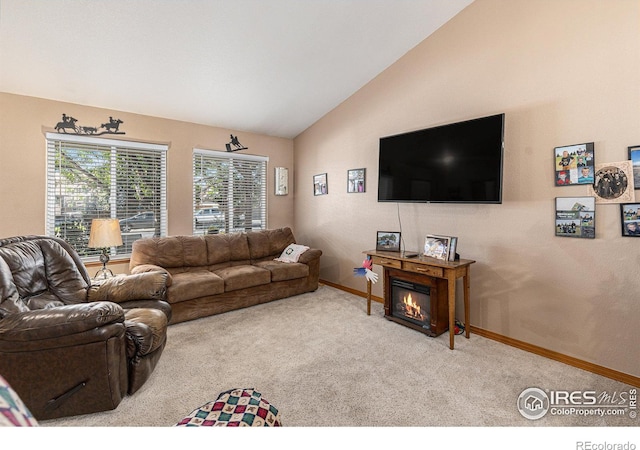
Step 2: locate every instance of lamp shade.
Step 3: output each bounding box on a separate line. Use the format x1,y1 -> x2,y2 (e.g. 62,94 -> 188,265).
88,218 -> 123,248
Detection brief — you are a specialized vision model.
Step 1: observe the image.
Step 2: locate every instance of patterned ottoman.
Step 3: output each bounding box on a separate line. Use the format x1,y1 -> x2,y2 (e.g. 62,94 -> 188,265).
175,388 -> 282,427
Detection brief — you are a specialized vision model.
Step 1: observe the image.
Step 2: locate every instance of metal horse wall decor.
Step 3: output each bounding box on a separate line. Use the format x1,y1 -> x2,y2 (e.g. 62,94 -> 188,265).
54,114 -> 125,136
225,134 -> 248,152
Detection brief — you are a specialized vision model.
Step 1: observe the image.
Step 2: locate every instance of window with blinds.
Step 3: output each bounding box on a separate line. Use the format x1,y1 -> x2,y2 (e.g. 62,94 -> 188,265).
46,133 -> 168,259
193,149 -> 267,235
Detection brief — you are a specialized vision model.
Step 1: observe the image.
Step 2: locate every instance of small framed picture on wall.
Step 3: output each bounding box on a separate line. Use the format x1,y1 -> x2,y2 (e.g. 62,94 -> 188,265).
628,145 -> 640,189
554,142 -> 595,186
313,173 -> 328,196
555,196 -> 595,239
347,168 -> 366,193
620,203 -> 640,237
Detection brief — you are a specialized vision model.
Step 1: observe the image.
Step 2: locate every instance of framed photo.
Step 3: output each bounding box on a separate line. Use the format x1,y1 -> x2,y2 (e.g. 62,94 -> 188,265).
555,197 -> 595,239
554,142 -> 595,186
347,168 -> 366,193
423,234 -> 451,260
620,203 -> 640,237
376,231 -> 401,252
628,145 -> 640,189
313,173 -> 328,196
587,160 -> 635,204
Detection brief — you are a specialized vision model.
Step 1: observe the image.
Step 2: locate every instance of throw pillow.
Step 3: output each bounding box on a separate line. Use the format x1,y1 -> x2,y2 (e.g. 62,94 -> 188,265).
274,243 -> 309,263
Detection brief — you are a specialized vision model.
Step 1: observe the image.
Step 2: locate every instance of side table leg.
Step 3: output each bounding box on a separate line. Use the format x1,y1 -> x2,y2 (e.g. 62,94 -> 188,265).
366,279 -> 372,315
448,274 -> 456,350
464,271 -> 470,339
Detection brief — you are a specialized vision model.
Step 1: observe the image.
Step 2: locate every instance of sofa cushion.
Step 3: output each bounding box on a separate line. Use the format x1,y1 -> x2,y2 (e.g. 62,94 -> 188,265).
253,260 -> 309,282
168,271 -> 224,303
247,227 -> 296,261
214,265 -> 271,292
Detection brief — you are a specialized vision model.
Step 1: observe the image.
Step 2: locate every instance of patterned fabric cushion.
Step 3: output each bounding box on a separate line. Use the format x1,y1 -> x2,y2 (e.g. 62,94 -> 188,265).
0,375 -> 38,427
175,388 -> 281,427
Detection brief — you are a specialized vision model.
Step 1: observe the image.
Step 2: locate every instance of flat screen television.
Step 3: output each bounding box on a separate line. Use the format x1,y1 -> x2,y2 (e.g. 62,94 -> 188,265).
377,113 -> 505,203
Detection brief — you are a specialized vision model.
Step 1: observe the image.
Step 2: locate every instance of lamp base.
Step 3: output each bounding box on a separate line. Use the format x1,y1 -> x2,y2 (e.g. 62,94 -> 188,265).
94,266 -> 114,280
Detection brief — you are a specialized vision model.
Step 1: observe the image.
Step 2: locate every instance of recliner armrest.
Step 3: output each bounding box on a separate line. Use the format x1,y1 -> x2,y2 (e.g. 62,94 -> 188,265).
0,302 -> 124,342
87,272 -> 168,303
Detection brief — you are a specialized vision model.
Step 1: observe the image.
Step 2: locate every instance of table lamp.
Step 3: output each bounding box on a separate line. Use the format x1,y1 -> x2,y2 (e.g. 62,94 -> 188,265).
88,218 -> 123,279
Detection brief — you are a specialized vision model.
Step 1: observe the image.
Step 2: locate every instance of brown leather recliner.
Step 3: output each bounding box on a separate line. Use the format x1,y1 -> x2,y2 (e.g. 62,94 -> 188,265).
0,235 -> 171,420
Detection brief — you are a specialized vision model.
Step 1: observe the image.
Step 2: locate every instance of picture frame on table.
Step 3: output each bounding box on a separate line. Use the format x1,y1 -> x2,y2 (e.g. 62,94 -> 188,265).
555,196 -> 595,239
347,168 -> 366,193
628,145 -> 640,189
620,203 -> 640,237
423,234 -> 451,260
376,231 -> 401,252
313,173 -> 328,196
554,142 -> 595,186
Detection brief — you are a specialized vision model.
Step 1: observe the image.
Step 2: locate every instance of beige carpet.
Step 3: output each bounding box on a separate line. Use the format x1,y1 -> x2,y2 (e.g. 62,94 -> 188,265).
41,284 -> 635,428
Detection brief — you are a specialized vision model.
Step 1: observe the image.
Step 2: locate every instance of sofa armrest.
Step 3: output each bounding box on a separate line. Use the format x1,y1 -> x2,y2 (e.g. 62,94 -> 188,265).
87,272 -> 168,303
297,248 -> 322,264
130,264 -> 173,286
0,302 -> 124,342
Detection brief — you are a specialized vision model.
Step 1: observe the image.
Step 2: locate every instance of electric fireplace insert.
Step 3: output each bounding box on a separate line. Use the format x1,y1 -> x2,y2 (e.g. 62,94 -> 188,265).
384,268 -> 449,337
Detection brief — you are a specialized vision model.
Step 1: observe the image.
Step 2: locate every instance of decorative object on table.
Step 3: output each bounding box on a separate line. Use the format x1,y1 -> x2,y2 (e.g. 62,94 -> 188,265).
554,142 -> 595,186
54,113 -> 125,135
88,218 -> 124,279
353,255 -> 378,284
376,231 -> 401,252
555,197 -> 595,238
620,203 -> 640,237
347,168 -> 366,193
313,173 -> 328,196
225,134 -> 248,152
175,388 -> 282,427
423,234 -> 452,260
274,167 -> 289,195
447,236 -> 459,261
587,160 -> 635,204
627,145 -> 640,189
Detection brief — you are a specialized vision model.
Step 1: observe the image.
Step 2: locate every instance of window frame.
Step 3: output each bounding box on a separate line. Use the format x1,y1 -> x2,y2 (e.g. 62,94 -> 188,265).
45,132 -> 168,261
192,148 -> 268,235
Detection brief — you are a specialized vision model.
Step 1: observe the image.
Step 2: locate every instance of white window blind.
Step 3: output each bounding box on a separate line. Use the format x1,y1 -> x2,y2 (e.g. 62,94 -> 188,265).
46,133 -> 168,259
193,149 -> 267,235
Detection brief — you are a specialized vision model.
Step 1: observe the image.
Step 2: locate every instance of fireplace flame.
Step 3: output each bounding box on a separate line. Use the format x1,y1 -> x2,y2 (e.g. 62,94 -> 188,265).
403,293 -> 424,320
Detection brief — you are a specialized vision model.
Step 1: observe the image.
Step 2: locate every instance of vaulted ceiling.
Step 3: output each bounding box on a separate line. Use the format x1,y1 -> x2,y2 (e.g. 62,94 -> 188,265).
0,0 -> 473,138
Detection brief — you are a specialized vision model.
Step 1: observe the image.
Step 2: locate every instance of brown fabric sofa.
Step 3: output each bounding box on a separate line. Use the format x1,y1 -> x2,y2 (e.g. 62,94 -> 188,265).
130,227 -> 322,324
0,235 -> 170,420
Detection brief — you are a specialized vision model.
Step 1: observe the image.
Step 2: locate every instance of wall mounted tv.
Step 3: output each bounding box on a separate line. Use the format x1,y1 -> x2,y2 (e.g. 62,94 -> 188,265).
377,113 -> 505,204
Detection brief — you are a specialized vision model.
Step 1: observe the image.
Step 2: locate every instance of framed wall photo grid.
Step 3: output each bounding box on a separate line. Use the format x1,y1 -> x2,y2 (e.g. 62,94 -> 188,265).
620,203 -> 640,237
554,142 -> 595,186
555,197 -> 595,239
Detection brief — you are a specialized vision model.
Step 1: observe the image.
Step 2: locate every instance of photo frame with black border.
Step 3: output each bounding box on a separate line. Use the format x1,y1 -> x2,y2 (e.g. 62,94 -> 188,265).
555,196 -> 595,239
313,173 -> 328,196
620,203 -> 640,237
376,231 -> 401,252
628,145 -> 640,189
554,142 -> 595,186
347,168 -> 366,193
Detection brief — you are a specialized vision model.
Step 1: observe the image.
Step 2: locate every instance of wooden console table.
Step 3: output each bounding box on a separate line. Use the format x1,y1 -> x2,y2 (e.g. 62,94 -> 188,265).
363,250 -> 475,350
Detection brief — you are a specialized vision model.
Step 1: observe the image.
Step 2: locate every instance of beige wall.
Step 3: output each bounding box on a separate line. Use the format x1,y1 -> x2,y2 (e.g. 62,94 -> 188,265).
0,92 -> 295,273
293,0 -> 640,377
